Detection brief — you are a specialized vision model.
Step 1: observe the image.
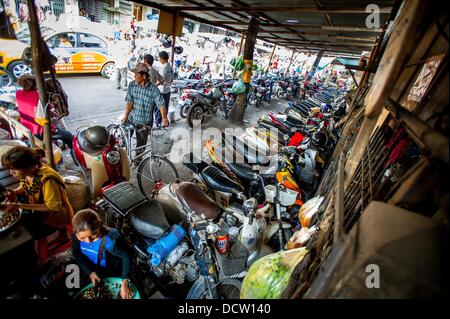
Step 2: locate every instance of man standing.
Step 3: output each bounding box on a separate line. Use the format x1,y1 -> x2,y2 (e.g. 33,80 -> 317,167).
111,36 -> 130,91
156,51 -> 174,126
122,63 -> 168,161
143,54 -> 165,126
143,54 -> 163,85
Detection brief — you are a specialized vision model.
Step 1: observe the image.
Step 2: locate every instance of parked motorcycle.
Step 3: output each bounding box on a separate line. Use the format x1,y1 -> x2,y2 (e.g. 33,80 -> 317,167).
96,181 -> 197,289
185,81 -> 231,127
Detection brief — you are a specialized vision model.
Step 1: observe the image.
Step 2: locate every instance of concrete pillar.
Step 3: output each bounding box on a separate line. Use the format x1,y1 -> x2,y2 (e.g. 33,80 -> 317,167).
307,50 -> 324,82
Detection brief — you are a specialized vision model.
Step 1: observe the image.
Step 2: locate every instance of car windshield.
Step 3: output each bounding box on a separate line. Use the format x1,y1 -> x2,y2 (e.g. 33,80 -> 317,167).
15,26 -> 55,44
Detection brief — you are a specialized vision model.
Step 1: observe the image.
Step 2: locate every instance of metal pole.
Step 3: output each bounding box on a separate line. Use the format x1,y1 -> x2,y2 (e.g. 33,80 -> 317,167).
349,70 -> 359,87
171,11 -> 178,67
285,49 -> 296,76
27,0 -> 54,168
268,44 -> 277,70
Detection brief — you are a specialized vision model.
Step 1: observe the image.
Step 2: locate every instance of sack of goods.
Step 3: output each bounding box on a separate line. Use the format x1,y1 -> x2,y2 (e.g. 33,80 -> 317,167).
62,172 -> 90,212
240,247 -> 308,299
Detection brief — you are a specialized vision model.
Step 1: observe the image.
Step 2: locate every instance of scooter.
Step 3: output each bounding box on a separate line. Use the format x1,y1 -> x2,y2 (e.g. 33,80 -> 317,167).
72,125 -> 130,199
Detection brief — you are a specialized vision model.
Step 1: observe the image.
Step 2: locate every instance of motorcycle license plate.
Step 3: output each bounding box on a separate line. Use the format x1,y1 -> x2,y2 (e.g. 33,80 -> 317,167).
256,93 -> 263,97
184,99 -> 192,105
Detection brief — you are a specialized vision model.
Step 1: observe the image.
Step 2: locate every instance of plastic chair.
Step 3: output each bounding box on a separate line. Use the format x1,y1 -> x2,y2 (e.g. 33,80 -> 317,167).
35,224 -> 72,266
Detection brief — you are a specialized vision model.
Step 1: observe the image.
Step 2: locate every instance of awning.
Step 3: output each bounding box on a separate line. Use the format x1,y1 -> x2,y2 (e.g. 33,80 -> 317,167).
332,57 -> 361,67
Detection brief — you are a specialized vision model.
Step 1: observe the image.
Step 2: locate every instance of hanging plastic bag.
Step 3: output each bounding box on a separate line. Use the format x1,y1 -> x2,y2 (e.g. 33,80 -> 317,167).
232,79 -> 246,95
285,226 -> 317,250
34,100 -> 49,126
240,247 -> 308,299
299,196 -> 324,228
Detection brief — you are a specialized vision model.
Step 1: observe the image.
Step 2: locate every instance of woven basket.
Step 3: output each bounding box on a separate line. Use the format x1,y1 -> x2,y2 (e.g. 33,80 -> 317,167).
63,174 -> 90,212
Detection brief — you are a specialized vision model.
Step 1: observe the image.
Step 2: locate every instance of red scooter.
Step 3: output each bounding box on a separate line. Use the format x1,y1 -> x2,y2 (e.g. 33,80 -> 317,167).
72,125 -> 130,198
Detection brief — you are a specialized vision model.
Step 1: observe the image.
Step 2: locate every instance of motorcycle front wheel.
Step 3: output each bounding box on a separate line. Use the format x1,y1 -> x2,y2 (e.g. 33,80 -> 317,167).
186,104 -> 206,128
137,155 -> 179,198
186,277 -> 242,299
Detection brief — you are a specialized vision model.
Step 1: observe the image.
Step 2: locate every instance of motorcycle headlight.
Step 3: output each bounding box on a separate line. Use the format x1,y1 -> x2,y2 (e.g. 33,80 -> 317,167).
106,150 -> 121,165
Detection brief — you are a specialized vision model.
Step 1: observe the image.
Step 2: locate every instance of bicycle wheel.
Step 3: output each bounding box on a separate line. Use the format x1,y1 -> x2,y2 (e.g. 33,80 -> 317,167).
137,155 -> 179,198
187,277 -> 242,299
0,69 -> 13,87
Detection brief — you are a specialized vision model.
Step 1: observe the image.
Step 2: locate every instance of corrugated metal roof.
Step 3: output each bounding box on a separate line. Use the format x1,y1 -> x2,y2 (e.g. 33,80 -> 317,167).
132,0 -> 400,55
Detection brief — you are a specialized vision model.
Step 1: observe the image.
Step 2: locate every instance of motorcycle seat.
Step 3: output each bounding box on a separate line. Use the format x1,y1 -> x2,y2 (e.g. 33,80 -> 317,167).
182,152 -> 209,175
257,118 -> 292,136
222,133 -> 270,166
226,162 -> 258,182
200,165 -> 242,194
130,200 -> 170,239
103,182 -> 147,215
174,182 -> 220,220
258,122 -> 290,144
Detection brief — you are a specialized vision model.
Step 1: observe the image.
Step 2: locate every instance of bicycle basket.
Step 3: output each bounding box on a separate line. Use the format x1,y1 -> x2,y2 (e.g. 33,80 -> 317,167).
152,130 -> 174,155
215,240 -> 249,276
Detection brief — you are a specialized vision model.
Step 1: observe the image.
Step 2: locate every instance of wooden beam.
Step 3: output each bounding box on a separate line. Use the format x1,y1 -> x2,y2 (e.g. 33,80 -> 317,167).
176,6 -> 393,14
27,0 -> 54,168
364,1 -> 429,117
274,40 -> 374,48
322,25 -> 384,32
331,35 -> 377,42
344,0 -> 430,188
229,17 -> 260,123
131,0 -> 244,34
313,0 -> 334,27
212,21 -> 385,32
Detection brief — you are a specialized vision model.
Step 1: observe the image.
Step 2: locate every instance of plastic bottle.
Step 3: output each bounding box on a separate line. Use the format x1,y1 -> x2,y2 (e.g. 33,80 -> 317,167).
147,224 -> 186,267
215,218 -> 230,255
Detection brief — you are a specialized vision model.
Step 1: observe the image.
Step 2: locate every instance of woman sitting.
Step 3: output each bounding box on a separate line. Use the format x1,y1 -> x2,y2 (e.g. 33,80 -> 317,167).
15,74 -> 74,151
72,209 -> 134,299
1,146 -> 74,239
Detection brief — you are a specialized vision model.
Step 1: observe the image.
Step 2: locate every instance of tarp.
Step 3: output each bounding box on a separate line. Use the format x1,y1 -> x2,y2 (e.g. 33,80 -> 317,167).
332,57 -> 361,67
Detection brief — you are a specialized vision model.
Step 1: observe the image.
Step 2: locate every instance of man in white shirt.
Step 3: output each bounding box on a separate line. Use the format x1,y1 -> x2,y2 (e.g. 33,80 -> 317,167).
110,37 -> 130,91
155,51 -> 174,126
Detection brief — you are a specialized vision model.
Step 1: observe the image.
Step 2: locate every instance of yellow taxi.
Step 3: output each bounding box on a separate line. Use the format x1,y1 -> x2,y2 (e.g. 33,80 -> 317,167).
0,28 -> 115,79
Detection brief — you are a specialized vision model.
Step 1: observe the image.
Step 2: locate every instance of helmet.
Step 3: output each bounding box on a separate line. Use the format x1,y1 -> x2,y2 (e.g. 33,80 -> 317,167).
161,36 -> 172,48
77,125 -> 110,156
311,131 -> 328,150
174,46 -> 183,54
322,104 -> 332,113
223,36 -> 231,43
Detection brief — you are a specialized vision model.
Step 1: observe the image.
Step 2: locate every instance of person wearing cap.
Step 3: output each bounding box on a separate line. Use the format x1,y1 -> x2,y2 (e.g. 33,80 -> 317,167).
123,62 -> 168,160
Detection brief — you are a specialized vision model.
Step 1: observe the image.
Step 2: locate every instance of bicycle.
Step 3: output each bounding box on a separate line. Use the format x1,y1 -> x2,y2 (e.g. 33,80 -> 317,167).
107,122 -> 179,198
